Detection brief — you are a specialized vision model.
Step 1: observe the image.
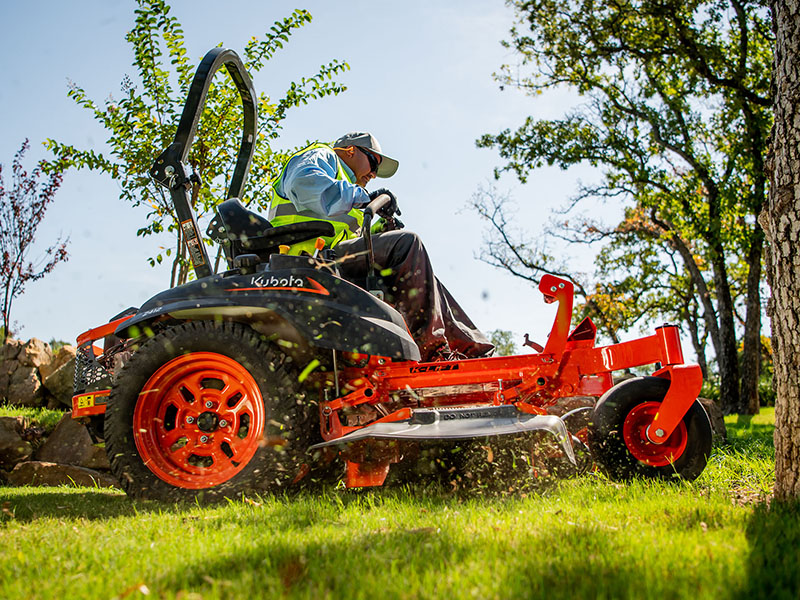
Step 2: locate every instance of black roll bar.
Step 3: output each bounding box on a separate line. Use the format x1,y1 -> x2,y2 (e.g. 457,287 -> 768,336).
149,47 -> 258,279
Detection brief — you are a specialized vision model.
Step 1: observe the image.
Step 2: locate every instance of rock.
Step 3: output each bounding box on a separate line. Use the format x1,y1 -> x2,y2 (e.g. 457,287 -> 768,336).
0,340 -> 22,398
5,366 -> 44,407
42,357 -> 76,408
39,345 -> 76,381
18,338 -> 53,369
698,397 -> 727,443
0,338 -> 23,363
34,414 -> 110,470
7,461 -> 118,488
0,416 -> 33,468
6,366 -> 44,407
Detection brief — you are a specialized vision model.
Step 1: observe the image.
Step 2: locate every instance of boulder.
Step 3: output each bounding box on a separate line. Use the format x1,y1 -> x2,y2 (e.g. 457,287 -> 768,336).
34,414 -> 110,470
5,366 -> 44,407
698,397 -> 727,443
9,366 -> 44,407
0,416 -> 33,468
42,357 -> 76,408
0,340 -> 21,391
0,338 -> 23,363
17,338 -> 53,369
7,461 -> 118,488
39,345 -> 76,381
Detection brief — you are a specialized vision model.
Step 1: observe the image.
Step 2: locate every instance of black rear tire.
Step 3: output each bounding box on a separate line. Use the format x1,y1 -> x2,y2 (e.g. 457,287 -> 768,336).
588,376 -> 712,481
104,321 -> 314,502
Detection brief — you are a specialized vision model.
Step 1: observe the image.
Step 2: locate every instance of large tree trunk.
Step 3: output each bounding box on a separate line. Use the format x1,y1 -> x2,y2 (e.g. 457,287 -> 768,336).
765,0 -> 800,500
739,228 -> 764,415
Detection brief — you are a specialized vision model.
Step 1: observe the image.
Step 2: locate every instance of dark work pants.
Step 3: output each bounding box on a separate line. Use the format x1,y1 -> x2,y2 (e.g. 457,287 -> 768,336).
336,230 -> 494,362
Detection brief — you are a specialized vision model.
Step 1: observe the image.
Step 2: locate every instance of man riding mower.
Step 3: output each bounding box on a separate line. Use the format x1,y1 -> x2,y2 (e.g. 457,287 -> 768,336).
70,48 -> 712,502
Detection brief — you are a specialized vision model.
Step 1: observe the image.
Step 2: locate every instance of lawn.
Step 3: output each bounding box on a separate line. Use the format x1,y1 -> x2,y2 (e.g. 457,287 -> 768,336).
1,408 -> 798,600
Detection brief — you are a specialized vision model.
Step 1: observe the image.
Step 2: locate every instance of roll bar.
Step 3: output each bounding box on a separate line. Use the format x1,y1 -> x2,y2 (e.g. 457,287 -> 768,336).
149,48 -> 258,279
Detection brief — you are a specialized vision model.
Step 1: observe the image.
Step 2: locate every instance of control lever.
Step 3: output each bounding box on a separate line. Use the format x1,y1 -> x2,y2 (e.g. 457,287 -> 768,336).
523,334 -> 544,353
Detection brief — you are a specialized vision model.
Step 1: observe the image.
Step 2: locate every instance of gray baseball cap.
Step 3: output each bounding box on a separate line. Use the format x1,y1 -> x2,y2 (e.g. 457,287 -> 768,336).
332,131 -> 399,178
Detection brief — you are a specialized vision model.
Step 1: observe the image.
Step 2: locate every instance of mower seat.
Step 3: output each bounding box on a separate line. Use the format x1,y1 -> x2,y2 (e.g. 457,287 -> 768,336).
207,198 -> 334,263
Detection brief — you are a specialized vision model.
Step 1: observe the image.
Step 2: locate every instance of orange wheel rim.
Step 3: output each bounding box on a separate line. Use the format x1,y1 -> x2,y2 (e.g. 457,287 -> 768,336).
133,352 -> 265,489
622,401 -> 688,467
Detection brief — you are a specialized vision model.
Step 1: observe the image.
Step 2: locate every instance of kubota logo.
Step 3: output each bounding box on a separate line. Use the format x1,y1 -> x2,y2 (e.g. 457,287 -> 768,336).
250,275 -> 304,288
231,274 -> 330,296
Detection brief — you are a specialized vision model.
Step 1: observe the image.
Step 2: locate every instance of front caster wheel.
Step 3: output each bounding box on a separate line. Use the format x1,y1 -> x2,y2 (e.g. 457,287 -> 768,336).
588,376 -> 712,481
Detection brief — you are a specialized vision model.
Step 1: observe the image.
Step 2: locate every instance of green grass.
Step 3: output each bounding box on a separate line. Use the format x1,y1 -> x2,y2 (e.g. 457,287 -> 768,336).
0,404 -> 66,432
1,407 -> 797,600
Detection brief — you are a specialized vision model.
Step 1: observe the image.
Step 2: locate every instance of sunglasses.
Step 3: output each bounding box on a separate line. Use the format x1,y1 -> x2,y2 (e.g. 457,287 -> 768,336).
357,146 -> 381,174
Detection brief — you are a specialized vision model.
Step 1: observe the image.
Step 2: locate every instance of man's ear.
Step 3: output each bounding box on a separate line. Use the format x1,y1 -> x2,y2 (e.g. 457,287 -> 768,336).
334,146 -> 355,159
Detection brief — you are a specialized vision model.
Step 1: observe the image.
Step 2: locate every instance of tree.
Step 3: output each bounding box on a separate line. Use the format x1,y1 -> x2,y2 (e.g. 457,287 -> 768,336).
477,0 -> 772,414
0,140 -> 69,343
763,0 -> 800,499
489,329 -> 519,356
46,0 -> 348,286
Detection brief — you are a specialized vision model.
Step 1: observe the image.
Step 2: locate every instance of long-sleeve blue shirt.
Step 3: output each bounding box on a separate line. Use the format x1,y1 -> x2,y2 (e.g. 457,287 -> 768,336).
275,146 -> 371,217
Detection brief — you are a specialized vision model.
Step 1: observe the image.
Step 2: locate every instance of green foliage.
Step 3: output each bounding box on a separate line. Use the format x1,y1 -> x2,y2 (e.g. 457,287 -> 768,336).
45,1 -> 348,284
47,338 -> 69,353
488,329 -> 518,356
476,0 -> 772,411
0,404 -> 66,433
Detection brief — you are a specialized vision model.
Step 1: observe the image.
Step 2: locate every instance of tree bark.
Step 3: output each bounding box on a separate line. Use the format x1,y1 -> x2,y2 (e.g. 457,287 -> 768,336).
709,247 -> 742,414
765,0 -> 800,500
740,228 -> 764,414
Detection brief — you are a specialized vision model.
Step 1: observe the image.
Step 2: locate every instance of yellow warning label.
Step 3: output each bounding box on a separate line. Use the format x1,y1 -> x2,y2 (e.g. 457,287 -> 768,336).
77,395 -> 96,409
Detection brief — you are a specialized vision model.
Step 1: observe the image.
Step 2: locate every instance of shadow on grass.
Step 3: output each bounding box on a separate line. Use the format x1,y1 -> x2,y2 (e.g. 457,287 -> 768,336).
735,500 -> 800,600
0,482 -> 468,525
0,488 -> 177,522
147,517 -> 699,599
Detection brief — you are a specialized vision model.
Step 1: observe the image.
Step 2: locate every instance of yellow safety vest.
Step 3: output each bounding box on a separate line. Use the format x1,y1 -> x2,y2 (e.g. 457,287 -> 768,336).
267,142 -> 364,255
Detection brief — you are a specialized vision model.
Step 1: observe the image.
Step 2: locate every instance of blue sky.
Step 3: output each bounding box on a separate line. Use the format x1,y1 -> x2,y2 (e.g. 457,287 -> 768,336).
1,0 -> 597,347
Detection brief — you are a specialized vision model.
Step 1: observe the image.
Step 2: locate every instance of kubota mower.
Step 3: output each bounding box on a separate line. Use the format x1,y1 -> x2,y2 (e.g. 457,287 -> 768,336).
71,48 -> 712,501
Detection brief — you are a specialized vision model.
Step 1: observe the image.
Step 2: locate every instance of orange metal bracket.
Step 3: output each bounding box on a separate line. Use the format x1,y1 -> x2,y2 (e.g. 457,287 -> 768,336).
346,460 -> 391,487
539,275 -> 574,357
646,364 -> 703,443
76,314 -> 134,346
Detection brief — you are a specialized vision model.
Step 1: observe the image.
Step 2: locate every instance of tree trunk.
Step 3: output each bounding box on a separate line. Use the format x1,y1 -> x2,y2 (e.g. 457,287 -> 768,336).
739,227 -> 764,414
709,248 -> 742,414
765,0 -> 800,500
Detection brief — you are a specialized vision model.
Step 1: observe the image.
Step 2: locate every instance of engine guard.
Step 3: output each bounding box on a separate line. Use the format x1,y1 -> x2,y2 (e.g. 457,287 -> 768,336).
309,405 -> 576,465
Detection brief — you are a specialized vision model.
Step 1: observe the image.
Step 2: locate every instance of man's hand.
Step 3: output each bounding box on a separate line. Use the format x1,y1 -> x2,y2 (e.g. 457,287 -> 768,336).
368,188 -> 401,218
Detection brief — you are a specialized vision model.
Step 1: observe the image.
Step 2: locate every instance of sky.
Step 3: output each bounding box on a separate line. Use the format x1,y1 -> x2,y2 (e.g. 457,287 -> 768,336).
0,0 -> 602,349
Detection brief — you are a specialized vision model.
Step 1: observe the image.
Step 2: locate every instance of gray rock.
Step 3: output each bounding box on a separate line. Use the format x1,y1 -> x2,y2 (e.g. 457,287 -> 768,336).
7,461 -> 118,488
34,414 -> 110,470
0,339 -> 23,363
5,366 -> 43,407
42,357 -> 76,408
18,338 -> 53,369
0,416 -> 33,468
40,345 -> 76,381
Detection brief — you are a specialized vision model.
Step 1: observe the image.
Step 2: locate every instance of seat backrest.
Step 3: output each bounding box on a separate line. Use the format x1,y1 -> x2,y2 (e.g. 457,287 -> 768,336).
207,198 -> 335,263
